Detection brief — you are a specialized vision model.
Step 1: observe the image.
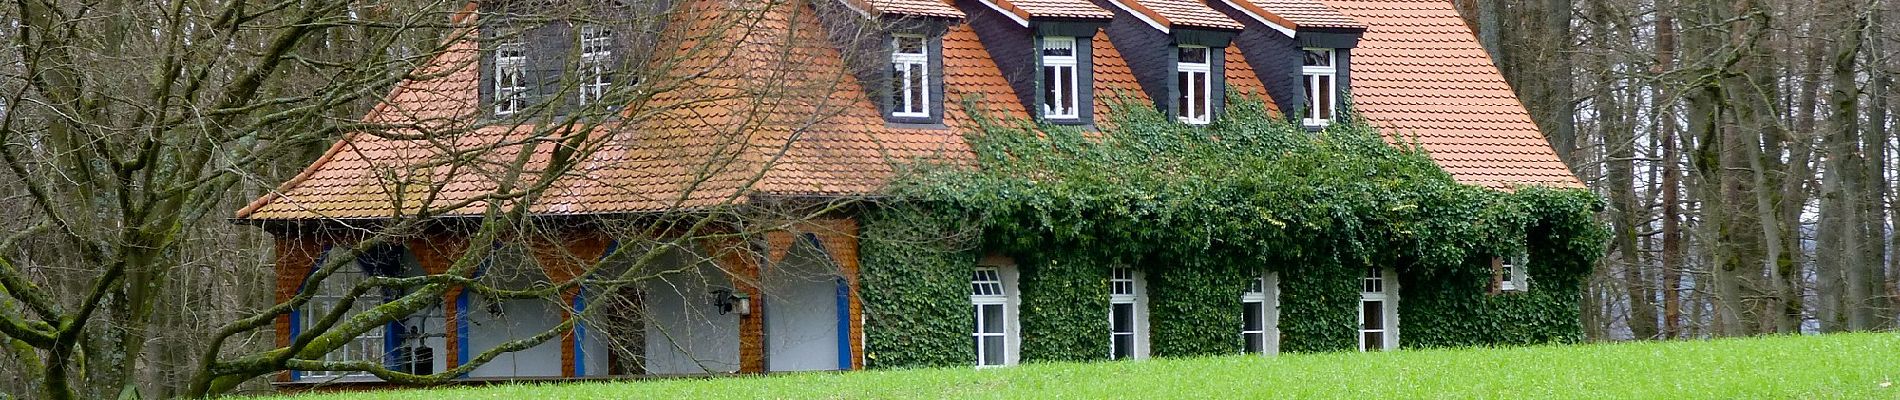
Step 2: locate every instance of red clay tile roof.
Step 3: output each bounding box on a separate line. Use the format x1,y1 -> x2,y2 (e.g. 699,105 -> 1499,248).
1320,0 -> 1581,189
1227,0 -> 1365,30
1091,30 -> 1149,127
1224,46 -> 1276,112
986,0 -> 1115,20
854,0 -> 967,18
239,0 -> 1578,220
1109,0 -> 1246,31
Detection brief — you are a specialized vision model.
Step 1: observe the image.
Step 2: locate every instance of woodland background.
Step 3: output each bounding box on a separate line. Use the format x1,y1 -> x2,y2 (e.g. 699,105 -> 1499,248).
1459,0 -> 1899,338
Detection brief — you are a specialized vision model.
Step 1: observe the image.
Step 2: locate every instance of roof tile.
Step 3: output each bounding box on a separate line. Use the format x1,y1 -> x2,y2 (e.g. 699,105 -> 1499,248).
239,0 -> 1578,220
1321,0 -> 1580,189
1112,0 -> 1246,30
1231,0 -> 1365,30
857,0 -> 968,18
992,0 -> 1115,19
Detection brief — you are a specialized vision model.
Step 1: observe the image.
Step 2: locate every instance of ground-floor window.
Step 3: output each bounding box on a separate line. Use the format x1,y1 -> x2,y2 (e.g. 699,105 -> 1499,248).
1241,271 -> 1277,354
300,258 -> 384,380
1359,266 -> 1397,351
1109,267 -> 1139,359
972,267 -> 1010,366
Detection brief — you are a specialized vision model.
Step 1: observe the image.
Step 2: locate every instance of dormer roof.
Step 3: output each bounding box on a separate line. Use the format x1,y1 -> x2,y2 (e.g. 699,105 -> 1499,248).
982,0 -> 1115,21
1226,0 -> 1364,33
850,0 -> 968,19
1107,0 -> 1246,31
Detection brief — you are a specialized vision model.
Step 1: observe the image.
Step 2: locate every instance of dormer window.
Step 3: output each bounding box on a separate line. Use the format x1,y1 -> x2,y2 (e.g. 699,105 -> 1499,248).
891,35 -> 931,118
1176,46 -> 1212,125
1302,48 -> 1337,127
493,41 -> 529,116
578,24 -> 614,106
1041,37 -> 1081,120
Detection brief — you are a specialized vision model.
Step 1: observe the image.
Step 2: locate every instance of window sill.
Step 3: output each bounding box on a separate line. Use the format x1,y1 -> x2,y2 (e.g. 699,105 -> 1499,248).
1043,118 -> 1091,127
885,121 -> 948,130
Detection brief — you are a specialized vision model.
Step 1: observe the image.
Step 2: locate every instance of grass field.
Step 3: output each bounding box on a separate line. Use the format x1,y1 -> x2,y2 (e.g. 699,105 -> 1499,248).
265,333 -> 1899,399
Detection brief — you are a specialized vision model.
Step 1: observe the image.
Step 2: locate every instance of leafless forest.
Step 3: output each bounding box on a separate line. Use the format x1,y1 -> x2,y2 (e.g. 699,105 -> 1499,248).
1460,0 -> 1899,337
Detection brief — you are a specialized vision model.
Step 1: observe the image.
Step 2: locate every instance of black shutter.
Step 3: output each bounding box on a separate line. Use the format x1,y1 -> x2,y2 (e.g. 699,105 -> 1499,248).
1075,36 -> 1095,126
1211,47 -> 1226,121
927,35 -> 945,124
529,22 -> 574,115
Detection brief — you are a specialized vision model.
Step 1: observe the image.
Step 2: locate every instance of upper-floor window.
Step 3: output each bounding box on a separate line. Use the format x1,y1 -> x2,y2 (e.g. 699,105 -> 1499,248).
1302,48 -> 1337,127
494,41 -> 529,116
578,24 -> 614,106
1176,46 -> 1212,125
1041,37 -> 1080,120
891,35 -> 930,118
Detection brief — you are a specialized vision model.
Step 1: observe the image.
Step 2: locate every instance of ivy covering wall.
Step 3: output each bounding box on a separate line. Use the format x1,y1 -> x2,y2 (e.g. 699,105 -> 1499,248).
859,96 -> 1607,369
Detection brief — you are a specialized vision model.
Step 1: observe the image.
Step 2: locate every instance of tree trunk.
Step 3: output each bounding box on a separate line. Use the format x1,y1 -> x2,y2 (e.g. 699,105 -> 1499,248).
1655,0 -> 1685,339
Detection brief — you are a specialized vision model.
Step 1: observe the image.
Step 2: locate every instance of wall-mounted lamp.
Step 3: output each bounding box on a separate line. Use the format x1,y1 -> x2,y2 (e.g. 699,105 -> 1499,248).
710,289 -> 751,316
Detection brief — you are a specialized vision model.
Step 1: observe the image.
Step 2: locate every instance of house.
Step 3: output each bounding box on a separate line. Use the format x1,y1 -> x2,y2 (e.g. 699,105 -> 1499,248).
235,0 -> 1581,385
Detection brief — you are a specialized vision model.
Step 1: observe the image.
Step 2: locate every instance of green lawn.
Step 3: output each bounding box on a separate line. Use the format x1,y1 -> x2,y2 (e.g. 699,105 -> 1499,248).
266,333 -> 1899,399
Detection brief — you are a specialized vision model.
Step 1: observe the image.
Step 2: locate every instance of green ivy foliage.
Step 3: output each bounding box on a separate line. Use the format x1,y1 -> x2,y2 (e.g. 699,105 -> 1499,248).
1146,256 -> 1247,357
858,202 -> 979,368
857,94 -> 1607,368
1016,253 -> 1110,362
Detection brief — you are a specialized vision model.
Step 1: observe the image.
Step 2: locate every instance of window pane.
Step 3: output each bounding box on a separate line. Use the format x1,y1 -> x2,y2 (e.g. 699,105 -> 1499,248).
1362,300 -> 1383,329
982,304 -> 1005,334
1178,47 -> 1207,63
1304,49 -> 1331,67
1192,73 -> 1207,119
1303,75 -> 1316,119
972,336 -> 984,364
1059,67 -> 1074,115
1243,301 -> 1263,331
1042,38 -> 1074,56
972,305 -> 981,331
1112,303 -> 1134,333
1363,331 -> 1383,351
1318,75 -> 1333,119
1177,72 -> 1190,117
908,64 -> 926,113
983,336 -> 1005,364
1112,334 -> 1133,359
1044,66 -> 1059,112
1245,333 -> 1263,354
891,65 -> 906,114
896,36 -> 924,54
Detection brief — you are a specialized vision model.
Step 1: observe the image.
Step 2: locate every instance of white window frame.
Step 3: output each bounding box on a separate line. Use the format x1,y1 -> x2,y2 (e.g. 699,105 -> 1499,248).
493,41 -> 529,116
1176,45 -> 1212,125
1241,271 -> 1279,355
1302,48 -> 1337,127
1108,266 -> 1143,360
972,267 -> 1010,367
300,266 -> 384,380
1040,36 -> 1081,120
891,34 -> 930,118
1500,254 -> 1529,292
1358,266 -> 1398,352
578,24 -> 614,106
